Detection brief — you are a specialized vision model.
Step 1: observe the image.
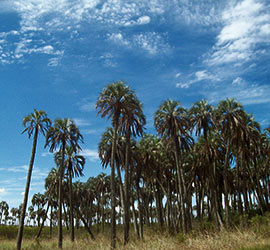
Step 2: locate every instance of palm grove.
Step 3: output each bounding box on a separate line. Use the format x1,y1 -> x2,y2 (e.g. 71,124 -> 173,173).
0,81 -> 267,249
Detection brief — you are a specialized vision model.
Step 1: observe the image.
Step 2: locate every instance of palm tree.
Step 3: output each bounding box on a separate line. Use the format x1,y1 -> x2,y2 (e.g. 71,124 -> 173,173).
0,201 -> 9,224
96,81 -> 137,249
45,118 -> 83,249
98,127 -> 125,216
189,100 -> 222,227
154,99 -> 192,233
119,91 -> 145,244
16,109 -> 51,250
55,146 -> 85,242
215,98 -> 245,228
31,192 -> 46,227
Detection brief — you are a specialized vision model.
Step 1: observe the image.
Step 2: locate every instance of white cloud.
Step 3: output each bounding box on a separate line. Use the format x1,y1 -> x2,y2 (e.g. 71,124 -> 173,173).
73,118 -> 91,127
176,70 -> 219,89
204,80 -> 270,105
207,0 -> 270,65
41,152 -> 52,157
81,149 -> 99,162
78,100 -> 95,112
7,165 -> 28,173
133,32 -> 170,55
260,24 -> 270,35
176,82 -> 190,89
108,32 -> 169,55
232,77 -> 244,86
48,57 -> 60,67
0,188 -> 7,195
108,33 -> 130,46
81,129 -> 99,135
195,70 -> 219,82
137,15 -> 151,25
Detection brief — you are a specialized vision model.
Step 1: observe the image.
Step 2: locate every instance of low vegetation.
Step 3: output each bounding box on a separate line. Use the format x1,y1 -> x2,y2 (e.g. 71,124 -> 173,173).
1,218 -> 270,250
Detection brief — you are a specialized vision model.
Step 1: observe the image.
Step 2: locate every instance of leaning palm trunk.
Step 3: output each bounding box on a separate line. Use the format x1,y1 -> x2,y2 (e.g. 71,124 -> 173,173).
76,207 -> 95,240
36,201 -> 50,239
16,129 -> 38,250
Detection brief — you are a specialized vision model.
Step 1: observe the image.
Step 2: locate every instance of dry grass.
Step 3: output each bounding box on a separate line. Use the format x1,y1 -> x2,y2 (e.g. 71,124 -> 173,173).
1,225 -> 270,250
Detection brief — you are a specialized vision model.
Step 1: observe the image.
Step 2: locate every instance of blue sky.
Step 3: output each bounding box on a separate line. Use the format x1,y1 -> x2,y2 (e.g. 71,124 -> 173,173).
0,0 -> 269,209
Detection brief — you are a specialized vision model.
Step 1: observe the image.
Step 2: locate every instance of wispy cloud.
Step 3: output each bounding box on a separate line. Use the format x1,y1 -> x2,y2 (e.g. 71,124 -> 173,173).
176,70 -> 219,89
81,149 -> 99,162
73,118 -> 91,127
207,0 -> 270,66
7,165 -> 28,173
77,99 -> 96,112
203,77 -> 270,105
0,188 -> 7,195
108,31 -> 170,55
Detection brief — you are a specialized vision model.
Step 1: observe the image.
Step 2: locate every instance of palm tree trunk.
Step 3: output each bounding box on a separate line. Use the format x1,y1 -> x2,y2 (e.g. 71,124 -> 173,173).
16,128 -> 38,250
110,119 -> 119,249
116,162 -> 125,218
68,171 -> 75,242
124,131 -> 131,245
136,177 -> 144,239
50,205 -> 53,237
36,202 -> 50,239
76,207 -> 95,240
174,138 -> 187,233
58,141 -> 66,249
131,200 -> 139,239
101,188 -> 105,234
224,138 -> 230,228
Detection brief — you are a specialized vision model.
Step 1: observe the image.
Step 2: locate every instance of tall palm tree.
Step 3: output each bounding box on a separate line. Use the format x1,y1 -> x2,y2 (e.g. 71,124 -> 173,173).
98,127 -> 125,214
96,81 -> 137,249
55,146 -> 85,242
119,92 -> 145,244
215,98 -> 245,228
189,100 -> 223,227
45,118 -> 83,249
16,109 -> 51,250
154,99 -> 192,233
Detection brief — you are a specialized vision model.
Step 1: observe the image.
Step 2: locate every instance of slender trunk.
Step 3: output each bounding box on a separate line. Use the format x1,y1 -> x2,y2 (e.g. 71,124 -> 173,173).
76,207 -> 95,240
16,129 -> 38,250
224,138 -> 230,228
50,205 -> 53,237
58,141 -> 66,249
116,162 -> 125,220
110,119 -> 119,249
174,137 -> 186,233
101,188 -> 105,234
124,131 -> 131,245
131,200 -> 140,239
136,177 -> 143,239
36,202 -> 50,239
69,171 -> 75,242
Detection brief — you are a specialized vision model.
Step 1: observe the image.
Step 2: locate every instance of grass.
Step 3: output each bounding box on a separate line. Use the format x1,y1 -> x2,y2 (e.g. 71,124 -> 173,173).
1,219 -> 270,250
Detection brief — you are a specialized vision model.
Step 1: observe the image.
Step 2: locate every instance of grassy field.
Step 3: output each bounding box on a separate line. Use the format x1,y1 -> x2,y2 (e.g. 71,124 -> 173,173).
1,221 -> 270,250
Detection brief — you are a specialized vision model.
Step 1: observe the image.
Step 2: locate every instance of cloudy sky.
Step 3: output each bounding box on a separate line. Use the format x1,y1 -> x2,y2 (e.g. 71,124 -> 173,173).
0,0 -> 269,209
